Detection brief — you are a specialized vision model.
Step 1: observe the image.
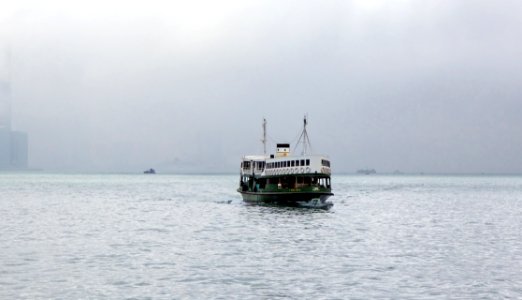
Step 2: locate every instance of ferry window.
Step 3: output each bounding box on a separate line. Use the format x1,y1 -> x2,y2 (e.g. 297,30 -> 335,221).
300,159 -> 305,166
285,161 -> 288,167
291,160 -> 295,167
306,159 -> 310,166
296,160 -> 300,166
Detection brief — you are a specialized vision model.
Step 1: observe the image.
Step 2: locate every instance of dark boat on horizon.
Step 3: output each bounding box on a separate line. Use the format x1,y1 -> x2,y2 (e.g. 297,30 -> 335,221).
144,168 -> 156,174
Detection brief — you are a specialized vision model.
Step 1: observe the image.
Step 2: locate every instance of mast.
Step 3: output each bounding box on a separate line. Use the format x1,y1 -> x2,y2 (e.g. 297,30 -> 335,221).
261,118 -> 267,155
296,115 -> 312,155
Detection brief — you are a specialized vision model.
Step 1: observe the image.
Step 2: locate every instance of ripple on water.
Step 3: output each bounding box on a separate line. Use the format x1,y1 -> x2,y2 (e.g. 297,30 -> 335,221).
1,174 -> 522,299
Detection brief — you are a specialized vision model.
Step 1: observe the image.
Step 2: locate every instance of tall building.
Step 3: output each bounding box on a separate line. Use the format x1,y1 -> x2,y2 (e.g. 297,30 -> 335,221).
0,47 -> 29,170
0,79 -> 11,168
10,131 -> 28,168
0,127 -> 10,168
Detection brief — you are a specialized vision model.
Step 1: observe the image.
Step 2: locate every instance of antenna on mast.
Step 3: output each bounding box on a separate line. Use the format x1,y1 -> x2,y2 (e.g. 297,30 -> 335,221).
261,118 -> 267,155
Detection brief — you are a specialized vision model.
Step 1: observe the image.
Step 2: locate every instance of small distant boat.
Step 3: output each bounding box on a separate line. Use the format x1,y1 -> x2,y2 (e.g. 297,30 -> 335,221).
237,116 -> 334,209
357,169 -> 376,175
144,168 -> 156,174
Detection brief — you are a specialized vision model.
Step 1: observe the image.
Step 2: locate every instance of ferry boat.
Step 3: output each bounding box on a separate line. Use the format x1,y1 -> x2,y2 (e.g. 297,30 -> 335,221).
238,117 -> 333,209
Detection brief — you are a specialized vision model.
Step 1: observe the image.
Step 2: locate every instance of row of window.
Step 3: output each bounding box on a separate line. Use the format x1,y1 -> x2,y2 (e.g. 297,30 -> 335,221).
241,161 -> 266,170
267,159 -> 310,169
242,159 -> 331,170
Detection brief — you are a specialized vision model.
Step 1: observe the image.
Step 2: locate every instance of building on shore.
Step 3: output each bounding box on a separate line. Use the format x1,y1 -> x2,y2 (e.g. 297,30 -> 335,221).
0,70 -> 29,170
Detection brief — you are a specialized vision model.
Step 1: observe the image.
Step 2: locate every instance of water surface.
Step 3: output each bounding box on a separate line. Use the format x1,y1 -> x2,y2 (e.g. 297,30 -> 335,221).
1,173 -> 521,298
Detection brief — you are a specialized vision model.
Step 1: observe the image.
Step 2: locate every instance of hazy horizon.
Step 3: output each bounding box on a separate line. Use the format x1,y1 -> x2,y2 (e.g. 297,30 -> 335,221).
1,0 -> 522,174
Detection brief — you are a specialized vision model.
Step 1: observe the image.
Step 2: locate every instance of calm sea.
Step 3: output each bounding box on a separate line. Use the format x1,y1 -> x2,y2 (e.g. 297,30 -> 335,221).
1,173 -> 521,299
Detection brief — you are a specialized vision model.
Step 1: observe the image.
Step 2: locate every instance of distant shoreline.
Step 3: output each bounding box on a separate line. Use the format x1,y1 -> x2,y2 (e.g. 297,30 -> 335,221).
1,170 -> 522,177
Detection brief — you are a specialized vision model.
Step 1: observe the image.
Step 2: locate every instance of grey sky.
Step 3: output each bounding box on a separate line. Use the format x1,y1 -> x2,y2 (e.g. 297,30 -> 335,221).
1,0 -> 522,173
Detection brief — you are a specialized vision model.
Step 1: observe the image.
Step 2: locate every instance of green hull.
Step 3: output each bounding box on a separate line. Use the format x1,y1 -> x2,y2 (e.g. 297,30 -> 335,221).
238,189 -> 333,208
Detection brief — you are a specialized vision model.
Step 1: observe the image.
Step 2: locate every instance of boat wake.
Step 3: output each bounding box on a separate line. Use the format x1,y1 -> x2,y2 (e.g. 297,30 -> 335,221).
296,199 -> 334,210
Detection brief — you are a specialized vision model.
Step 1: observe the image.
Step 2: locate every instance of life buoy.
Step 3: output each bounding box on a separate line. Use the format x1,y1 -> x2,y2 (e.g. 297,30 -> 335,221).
300,167 -> 304,174
306,167 -> 311,173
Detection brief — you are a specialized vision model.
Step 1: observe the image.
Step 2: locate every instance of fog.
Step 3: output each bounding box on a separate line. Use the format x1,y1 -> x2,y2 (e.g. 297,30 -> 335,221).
2,0 -> 522,173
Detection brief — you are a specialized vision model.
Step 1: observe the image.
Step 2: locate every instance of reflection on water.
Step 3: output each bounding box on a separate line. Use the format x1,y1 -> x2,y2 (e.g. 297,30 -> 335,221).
1,173 -> 522,299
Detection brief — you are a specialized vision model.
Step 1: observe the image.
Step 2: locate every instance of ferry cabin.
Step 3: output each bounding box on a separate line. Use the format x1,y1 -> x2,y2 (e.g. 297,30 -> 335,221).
239,145 -> 332,195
